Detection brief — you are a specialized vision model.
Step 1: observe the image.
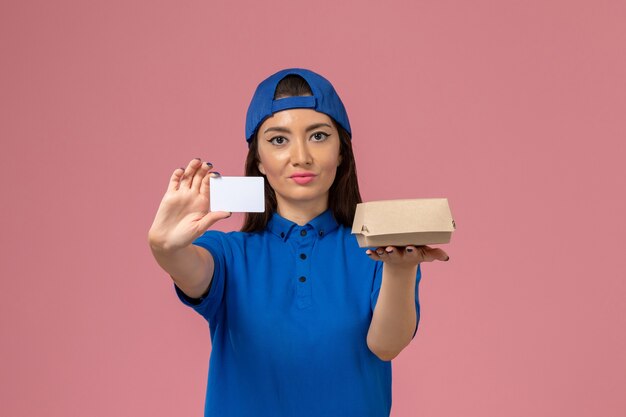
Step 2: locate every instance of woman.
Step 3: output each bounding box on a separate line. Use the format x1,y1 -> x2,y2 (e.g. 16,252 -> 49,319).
148,68 -> 449,417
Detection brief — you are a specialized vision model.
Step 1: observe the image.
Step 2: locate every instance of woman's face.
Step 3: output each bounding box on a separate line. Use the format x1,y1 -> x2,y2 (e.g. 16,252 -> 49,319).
256,108 -> 342,211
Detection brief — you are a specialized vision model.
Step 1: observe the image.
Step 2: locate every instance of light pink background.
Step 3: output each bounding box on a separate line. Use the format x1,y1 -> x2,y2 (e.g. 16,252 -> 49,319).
1,0 -> 624,416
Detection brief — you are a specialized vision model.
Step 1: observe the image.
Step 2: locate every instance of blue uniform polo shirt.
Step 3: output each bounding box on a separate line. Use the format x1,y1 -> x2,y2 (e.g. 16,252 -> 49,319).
175,209 -> 422,417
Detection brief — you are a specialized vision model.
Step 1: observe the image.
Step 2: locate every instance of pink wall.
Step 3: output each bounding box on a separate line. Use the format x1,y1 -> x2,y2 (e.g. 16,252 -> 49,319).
2,0 -> 625,416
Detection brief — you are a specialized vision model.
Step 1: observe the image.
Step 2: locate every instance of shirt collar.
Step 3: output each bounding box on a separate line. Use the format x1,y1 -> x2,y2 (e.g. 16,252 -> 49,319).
267,209 -> 340,241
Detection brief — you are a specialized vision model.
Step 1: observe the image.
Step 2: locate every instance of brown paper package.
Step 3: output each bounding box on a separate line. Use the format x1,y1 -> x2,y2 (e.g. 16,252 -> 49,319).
351,198 -> 456,248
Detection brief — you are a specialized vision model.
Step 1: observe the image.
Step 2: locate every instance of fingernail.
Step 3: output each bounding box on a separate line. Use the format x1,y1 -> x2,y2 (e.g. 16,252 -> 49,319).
385,249 -> 394,253
206,162 -> 213,166
445,256 -> 450,261
194,157 -> 202,161
406,248 -> 414,252
211,171 -> 221,176
179,167 -> 185,170
376,250 -> 385,255
227,212 -> 232,217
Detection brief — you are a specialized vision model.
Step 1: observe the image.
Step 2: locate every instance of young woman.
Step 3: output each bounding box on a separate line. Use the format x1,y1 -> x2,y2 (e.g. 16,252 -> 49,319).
148,68 -> 449,417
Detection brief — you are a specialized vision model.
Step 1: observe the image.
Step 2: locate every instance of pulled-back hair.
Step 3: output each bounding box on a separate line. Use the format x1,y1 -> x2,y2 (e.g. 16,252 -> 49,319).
240,75 -> 362,232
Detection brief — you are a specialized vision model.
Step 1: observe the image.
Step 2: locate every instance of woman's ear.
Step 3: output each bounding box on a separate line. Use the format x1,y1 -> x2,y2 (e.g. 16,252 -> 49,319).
258,161 -> 266,175
337,154 -> 343,166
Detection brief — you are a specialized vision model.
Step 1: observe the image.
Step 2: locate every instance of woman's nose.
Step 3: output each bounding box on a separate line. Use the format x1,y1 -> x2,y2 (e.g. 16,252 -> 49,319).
290,139 -> 313,165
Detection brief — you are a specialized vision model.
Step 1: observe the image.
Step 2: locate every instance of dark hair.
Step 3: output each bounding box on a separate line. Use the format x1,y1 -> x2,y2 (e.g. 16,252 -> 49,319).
240,75 -> 362,232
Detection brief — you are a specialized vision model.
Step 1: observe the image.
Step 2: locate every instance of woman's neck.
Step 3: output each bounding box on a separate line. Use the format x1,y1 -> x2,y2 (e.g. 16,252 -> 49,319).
276,197 -> 328,226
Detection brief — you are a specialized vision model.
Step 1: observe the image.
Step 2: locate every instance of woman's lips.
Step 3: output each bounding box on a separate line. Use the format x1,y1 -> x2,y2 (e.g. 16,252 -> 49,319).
291,175 -> 316,185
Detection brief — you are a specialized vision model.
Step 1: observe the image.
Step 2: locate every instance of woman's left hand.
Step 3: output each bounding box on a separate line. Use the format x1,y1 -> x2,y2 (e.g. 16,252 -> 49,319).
366,245 -> 449,267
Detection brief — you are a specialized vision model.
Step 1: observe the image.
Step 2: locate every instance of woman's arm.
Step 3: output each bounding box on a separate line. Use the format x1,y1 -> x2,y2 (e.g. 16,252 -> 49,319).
366,245 -> 449,361
367,262 -> 418,361
148,158 -> 230,299
150,243 -> 215,299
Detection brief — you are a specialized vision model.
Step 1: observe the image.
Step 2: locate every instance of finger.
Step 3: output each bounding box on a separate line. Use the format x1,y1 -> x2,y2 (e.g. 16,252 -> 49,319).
167,167 -> 185,192
197,210 -> 232,231
200,170 -> 211,197
181,158 -> 202,188
191,161 -> 211,192
410,245 -> 449,262
383,246 -> 400,260
426,247 -> 450,262
365,249 -> 381,261
374,246 -> 391,261
404,246 -> 421,262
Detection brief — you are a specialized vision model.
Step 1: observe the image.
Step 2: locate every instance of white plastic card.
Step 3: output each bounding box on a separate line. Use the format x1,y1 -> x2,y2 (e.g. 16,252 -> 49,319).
210,176 -> 265,213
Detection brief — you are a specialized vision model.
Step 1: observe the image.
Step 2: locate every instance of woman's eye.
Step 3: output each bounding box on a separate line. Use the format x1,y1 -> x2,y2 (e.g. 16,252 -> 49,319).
269,136 -> 287,145
312,132 -> 329,141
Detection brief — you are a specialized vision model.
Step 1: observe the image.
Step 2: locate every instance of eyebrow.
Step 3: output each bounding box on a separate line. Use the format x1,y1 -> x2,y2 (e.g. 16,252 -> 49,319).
263,123 -> 333,135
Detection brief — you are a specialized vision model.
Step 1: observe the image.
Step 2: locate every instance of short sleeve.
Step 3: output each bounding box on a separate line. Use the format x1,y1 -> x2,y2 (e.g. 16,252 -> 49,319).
371,263 -> 422,339
173,230 -> 228,323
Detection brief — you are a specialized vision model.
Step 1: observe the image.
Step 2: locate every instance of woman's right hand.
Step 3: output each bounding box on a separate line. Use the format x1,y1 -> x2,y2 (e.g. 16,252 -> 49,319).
148,158 -> 231,252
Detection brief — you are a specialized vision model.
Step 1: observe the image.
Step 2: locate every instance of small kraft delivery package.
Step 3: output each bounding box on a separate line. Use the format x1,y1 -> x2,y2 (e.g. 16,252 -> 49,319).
351,198 -> 456,248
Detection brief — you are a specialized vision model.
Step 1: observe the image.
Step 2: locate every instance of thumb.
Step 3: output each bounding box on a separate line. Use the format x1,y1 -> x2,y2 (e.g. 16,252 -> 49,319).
422,246 -> 450,262
197,211 -> 232,231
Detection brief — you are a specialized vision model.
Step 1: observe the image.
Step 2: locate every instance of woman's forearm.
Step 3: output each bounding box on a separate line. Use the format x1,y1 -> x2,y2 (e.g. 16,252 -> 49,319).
149,242 -> 214,299
366,263 -> 418,361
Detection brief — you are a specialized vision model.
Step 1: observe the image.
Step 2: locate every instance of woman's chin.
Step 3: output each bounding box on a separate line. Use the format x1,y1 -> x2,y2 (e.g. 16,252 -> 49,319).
276,190 -> 330,206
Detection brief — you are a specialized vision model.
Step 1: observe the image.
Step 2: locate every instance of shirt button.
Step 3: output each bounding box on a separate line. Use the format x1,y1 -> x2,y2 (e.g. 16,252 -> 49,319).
319,230 -> 324,237
280,232 -> 285,238
299,276 -> 306,282
300,253 -> 307,260
300,230 -> 307,237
